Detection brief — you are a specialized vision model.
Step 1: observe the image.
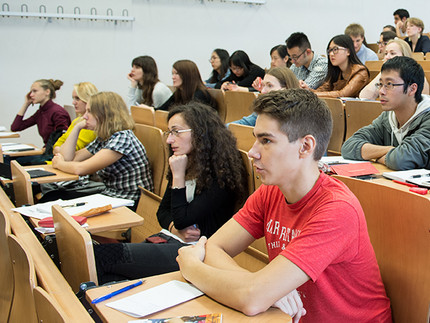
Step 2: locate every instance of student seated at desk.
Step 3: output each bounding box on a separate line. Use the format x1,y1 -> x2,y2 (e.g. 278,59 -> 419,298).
229,67 -> 299,127
53,82 -> 98,154
342,56 -> 430,170
10,79 -> 71,165
47,92 -> 153,210
177,89 -> 392,322
302,35 -> 369,98
94,102 -> 247,284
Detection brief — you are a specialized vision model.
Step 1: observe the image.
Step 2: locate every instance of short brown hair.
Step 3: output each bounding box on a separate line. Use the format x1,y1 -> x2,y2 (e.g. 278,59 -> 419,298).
406,17 -> 424,34
34,79 -> 63,99
344,23 -> 365,37
252,89 -> 332,160
266,67 -> 299,89
88,92 -> 134,140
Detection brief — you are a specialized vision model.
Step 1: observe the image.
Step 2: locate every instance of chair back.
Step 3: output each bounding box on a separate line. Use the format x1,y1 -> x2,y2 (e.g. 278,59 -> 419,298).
224,91 -> 257,124
426,52 -> 430,61
63,104 -> 76,120
8,234 -> 38,323
33,286 -> 67,323
131,105 -> 155,126
365,60 -> 384,80
132,187 -> 162,242
239,149 -> 254,196
412,52 -> 425,61
367,43 -> 379,54
334,176 -> 430,323
207,88 -> 227,122
0,211 -> 13,322
134,123 -> 167,196
229,123 -> 255,152
52,205 -> 98,292
154,110 -> 169,132
322,98 -> 345,155
11,160 -> 34,206
344,100 -> 383,140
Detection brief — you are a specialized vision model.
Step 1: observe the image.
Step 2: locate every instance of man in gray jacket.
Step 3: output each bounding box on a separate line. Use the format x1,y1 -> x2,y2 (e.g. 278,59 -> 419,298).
342,56 -> 430,170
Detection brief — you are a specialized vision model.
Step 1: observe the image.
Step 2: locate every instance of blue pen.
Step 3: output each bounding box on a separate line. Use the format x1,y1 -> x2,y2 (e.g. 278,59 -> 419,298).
91,279 -> 145,304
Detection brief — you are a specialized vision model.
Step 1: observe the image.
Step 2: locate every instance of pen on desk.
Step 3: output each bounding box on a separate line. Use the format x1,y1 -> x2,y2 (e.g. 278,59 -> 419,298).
91,279 -> 145,304
393,180 -> 418,188
61,202 -> 88,208
411,173 -> 430,178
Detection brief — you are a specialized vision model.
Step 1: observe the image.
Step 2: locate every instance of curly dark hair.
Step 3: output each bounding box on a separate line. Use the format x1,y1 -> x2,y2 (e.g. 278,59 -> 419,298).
167,102 -> 247,202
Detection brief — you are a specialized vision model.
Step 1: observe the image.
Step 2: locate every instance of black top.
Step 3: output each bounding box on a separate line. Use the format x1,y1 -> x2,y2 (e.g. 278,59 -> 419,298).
221,64 -> 265,91
156,89 -> 217,111
405,35 -> 430,54
157,179 -> 236,238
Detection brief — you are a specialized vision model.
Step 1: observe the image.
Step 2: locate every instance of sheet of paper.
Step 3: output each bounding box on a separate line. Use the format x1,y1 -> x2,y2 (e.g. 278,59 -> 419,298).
1,143 -> 35,151
105,280 -> 204,318
35,223 -> 89,234
320,156 -> 365,165
12,194 -> 134,219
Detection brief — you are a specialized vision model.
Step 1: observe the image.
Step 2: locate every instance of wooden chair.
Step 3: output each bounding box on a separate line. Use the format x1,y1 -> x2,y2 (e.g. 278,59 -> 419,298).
207,88 -> 227,122
416,61 -> 430,86
131,187 -> 162,243
0,144 -> 3,163
333,176 -> 430,323
134,123 -> 167,196
0,211 -> 13,322
229,123 -> 255,152
33,286 -> 67,322
322,98 -> 345,155
224,91 -> 257,124
239,149 -> 254,196
253,166 -> 263,191
412,52 -> 425,61
344,100 -> 383,141
426,52 -> 430,61
365,60 -> 384,80
233,245 -> 269,272
154,110 -> 169,132
52,205 -> 98,293
367,43 -> 379,54
8,234 -> 38,323
63,104 -> 76,120
131,105 -> 155,126
10,160 -> 34,206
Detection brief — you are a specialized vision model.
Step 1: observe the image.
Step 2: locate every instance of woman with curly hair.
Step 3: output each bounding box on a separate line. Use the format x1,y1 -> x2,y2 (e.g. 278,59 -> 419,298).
95,102 -> 247,284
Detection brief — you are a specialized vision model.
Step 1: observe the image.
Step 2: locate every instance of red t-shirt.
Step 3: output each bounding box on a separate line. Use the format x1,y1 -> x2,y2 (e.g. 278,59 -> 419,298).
234,172 -> 392,322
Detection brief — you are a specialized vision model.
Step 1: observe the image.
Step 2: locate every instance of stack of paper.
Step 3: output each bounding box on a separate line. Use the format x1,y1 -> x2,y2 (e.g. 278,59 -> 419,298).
382,169 -> 430,187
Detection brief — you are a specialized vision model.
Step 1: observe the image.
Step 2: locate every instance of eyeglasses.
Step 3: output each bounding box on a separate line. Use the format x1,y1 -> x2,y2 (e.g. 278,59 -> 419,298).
287,49 -> 306,61
209,56 -> 219,62
326,46 -> 347,55
376,41 -> 388,46
163,129 -> 192,137
375,82 -> 405,90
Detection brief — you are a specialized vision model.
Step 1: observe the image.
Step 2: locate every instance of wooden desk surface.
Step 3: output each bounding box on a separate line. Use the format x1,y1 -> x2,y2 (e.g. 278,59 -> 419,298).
23,164 -> 79,183
3,143 -> 43,157
31,206 -> 144,234
86,271 -> 291,323
0,132 -> 20,139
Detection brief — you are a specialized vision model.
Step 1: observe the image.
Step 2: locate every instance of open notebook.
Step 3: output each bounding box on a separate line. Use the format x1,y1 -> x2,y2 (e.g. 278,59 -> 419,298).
382,169 -> 430,188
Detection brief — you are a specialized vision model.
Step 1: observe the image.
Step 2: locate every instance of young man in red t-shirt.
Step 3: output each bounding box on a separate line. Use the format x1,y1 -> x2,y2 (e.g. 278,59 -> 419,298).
177,89 -> 392,322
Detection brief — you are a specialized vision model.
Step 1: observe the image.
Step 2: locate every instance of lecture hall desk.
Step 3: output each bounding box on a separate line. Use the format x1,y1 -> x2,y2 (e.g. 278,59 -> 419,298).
86,271 -> 292,323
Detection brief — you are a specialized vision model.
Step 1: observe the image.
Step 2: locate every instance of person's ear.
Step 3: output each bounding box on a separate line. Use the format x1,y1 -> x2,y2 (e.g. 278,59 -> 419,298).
408,83 -> 418,96
299,135 -> 316,159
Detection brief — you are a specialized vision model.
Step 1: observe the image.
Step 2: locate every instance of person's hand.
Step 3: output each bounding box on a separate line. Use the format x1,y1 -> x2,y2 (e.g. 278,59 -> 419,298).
273,289 -> 306,323
226,82 -> 239,92
396,20 -> 404,30
173,225 -> 201,242
24,91 -> 33,106
177,236 -> 207,267
299,80 -> 310,90
252,77 -> 263,92
169,154 -> 188,178
75,117 -> 87,130
127,72 -> 138,88
52,153 -> 65,169
221,81 -> 229,91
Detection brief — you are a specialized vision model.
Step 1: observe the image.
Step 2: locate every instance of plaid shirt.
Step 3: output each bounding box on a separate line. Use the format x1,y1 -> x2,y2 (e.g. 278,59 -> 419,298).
290,53 -> 328,89
86,130 -> 153,201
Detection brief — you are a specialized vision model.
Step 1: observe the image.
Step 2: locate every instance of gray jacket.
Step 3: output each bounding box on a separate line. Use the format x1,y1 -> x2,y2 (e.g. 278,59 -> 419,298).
341,95 -> 430,170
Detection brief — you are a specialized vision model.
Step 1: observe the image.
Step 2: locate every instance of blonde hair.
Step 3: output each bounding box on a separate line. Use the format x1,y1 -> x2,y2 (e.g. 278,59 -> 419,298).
34,79 -> 63,99
406,17 -> 424,34
73,82 -> 98,103
386,39 -> 413,57
88,92 -> 134,140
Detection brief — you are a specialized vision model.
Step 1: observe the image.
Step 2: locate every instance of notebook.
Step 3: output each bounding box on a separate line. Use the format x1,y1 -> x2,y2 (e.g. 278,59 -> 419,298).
27,169 -> 56,178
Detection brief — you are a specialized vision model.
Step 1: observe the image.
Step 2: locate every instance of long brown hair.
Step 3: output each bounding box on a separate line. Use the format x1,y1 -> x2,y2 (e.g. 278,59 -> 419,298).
172,60 -> 208,104
132,56 -> 159,106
